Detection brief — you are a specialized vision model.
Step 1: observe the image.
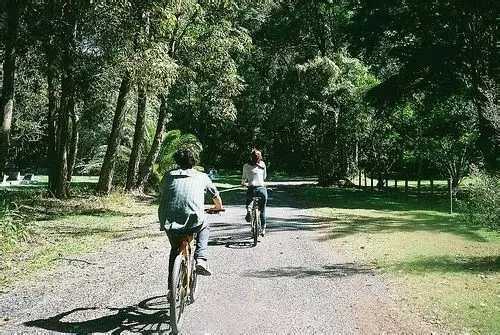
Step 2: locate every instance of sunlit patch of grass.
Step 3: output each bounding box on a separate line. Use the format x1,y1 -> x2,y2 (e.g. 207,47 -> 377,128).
0,192 -> 156,289
298,187 -> 500,334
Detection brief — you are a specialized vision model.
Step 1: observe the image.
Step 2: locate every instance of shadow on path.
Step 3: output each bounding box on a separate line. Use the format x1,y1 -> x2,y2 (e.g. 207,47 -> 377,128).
387,255 -> 500,274
24,296 -> 171,334
208,233 -> 256,249
243,263 -> 375,279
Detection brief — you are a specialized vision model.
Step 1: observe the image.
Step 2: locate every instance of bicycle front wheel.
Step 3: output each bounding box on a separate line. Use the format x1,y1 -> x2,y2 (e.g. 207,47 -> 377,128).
189,257 -> 198,303
170,255 -> 187,334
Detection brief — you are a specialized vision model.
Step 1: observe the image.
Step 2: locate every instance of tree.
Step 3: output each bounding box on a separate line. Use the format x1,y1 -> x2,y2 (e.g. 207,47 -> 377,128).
0,0 -> 24,179
428,96 -> 480,188
96,74 -> 132,193
350,0 -> 499,171
50,0 -> 81,198
136,94 -> 168,190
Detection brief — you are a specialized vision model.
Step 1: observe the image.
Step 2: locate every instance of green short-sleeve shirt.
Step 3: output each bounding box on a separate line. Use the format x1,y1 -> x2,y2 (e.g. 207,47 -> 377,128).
158,169 -> 219,234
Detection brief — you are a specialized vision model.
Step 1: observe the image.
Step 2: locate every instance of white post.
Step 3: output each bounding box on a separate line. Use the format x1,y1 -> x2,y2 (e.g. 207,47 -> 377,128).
449,177 -> 453,214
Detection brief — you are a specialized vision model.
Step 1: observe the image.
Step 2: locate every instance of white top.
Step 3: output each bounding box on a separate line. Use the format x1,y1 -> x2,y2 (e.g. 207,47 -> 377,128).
242,162 -> 267,187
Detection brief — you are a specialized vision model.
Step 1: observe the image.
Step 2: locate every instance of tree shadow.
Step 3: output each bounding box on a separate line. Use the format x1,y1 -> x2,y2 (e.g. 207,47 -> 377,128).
216,184 -> 452,215
387,255 -> 500,274
24,295 -> 171,334
35,208 -> 146,222
212,186 -> 291,207
243,263 -> 374,279
212,185 -> 489,243
315,211 -> 489,242
285,185 -> 451,213
265,215 -> 334,233
41,223 -> 149,238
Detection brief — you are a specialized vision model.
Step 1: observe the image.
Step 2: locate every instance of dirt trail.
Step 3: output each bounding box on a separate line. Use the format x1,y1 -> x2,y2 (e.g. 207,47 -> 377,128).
0,187 -> 436,334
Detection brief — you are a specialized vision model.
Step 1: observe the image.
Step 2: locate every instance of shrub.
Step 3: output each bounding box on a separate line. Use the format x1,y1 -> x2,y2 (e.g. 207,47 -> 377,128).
459,170 -> 499,230
0,202 -> 29,251
149,130 -> 202,190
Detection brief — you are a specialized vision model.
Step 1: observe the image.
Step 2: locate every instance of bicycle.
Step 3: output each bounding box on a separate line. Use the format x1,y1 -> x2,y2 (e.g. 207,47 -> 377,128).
248,196 -> 261,246
169,207 -> 224,334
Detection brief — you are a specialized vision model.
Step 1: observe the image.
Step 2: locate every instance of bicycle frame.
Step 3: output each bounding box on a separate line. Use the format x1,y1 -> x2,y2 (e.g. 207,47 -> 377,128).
170,208 -> 224,334
249,197 -> 261,246
178,235 -> 196,298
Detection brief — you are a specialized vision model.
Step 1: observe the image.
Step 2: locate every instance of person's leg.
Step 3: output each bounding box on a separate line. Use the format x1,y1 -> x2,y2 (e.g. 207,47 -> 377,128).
257,187 -> 268,231
194,223 -> 211,275
166,232 -> 181,290
194,223 -> 209,260
245,187 -> 254,222
246,187 -> 254,207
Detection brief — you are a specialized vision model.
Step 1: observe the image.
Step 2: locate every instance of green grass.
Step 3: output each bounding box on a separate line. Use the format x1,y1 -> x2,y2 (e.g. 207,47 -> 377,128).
0,185 -> 156,289
289,186 -> 500,334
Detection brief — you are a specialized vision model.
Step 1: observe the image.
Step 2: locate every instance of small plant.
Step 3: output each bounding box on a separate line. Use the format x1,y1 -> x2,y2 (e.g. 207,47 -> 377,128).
0,202 -> 30,251
459,170 -> 499,230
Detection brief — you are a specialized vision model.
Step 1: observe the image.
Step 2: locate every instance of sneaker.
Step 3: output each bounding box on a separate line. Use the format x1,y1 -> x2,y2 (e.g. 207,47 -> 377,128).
245,211 -> 251,223
196,259 -> 212,276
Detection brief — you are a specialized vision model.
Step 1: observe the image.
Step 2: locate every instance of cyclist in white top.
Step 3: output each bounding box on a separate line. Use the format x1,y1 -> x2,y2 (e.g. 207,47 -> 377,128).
241,149 -> 268,236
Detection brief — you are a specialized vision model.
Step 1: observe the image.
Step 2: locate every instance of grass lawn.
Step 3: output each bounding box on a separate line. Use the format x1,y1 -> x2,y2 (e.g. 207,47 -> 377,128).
288,186 -> 500,334
0,178 -> 156,289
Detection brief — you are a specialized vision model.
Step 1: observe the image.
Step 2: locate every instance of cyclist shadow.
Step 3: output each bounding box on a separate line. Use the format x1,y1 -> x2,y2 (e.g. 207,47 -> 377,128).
24,295 -> 173,334
208,231 -> 255,249
209,232 -> 256,249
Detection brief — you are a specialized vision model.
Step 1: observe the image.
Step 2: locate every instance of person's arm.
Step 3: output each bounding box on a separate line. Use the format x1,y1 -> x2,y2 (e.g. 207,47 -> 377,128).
158,175 -> 168,230
212,194 -> 223,209
206,175 -> 223,209
262,162 -> 267,180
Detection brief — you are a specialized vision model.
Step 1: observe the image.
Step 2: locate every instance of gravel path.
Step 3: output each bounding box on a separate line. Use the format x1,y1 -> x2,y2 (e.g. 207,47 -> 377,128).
0,187 -> 435,334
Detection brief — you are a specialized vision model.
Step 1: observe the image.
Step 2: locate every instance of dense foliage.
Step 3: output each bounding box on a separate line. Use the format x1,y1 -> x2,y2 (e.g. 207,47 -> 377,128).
460,169 -> 500,230
0,0 -> 498,197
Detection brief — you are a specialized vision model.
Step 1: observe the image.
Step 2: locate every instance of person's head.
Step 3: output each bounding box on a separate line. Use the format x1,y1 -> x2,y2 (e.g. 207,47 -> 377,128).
174,147 -> 199,170
250,149 -> 263,165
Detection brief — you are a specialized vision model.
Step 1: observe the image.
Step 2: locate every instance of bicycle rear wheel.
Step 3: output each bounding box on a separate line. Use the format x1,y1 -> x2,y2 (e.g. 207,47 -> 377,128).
170,255 -> 187,334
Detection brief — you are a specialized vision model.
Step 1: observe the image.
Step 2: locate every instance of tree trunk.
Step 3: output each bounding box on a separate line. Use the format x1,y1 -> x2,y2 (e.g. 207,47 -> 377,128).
67,110 -> 79,181
46,54 -> 58,191
0,0 -> 20,179
51,1 -> 76,199
96,74 -> 131,194
474,78 -> 499,172
136,95 -> 168,190
125,84 -> 147,191
45,0 -> 58,191
377,172 -> 383,190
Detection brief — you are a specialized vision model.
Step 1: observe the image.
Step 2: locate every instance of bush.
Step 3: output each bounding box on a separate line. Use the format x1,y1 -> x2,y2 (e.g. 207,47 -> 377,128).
148,130 -> 202,190
459,170 -> 499,230
0,202 -> 29,251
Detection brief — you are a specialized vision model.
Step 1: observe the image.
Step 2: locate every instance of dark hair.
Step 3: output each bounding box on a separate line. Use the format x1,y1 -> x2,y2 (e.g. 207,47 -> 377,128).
174,148 -> 198,169
250,149 -> 263,165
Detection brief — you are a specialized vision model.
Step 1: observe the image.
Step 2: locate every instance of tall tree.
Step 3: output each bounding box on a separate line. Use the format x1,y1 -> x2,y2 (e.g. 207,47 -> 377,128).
66,109 -> 79,181
51,0 -> 78,198
0,0 -> 24,178
125,83 -> 147,190
96,74 -> 131,193
44,0 -> 59,191
136,94 -> 168,190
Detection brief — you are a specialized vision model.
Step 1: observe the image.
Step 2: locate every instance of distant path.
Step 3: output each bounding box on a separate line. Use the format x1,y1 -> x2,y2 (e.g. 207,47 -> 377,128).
0,185 -> 435,334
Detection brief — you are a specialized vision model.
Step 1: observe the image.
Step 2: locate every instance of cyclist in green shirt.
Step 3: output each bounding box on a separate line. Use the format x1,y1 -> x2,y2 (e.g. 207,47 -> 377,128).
158,148 -> 223,284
